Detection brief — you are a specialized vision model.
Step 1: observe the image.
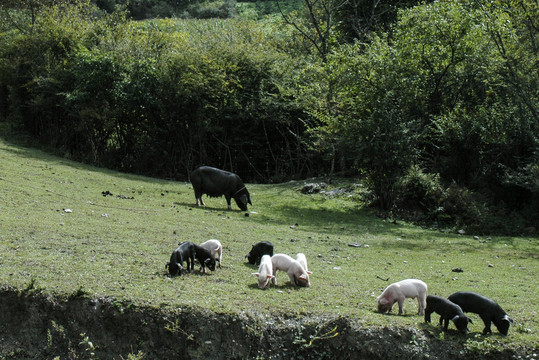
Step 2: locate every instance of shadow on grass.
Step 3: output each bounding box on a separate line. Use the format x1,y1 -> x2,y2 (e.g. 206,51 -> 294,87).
0,133 -> 184,185
374,311 -> 420,318
246,202 -> 408,237
420,322 -> 481,338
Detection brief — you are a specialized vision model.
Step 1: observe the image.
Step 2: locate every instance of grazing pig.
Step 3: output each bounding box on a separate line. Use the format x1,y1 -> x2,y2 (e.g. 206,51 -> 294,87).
246,241 -> 274,265
190,166 -> 252,211
194,244 -> 216,274
271,254 -> 310,287
425,295 -> 472,333
165,242 -> 195,276
200,239 -> 223,268
295,253 -> 313,275
448,291 -> 513,335
252,255 -> 275,289
376,279 -> 427,315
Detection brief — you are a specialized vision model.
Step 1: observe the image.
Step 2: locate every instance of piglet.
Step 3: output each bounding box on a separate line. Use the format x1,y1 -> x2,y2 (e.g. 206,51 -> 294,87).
252,255 -> 275,289
165,242 -> 195,276
295,253 -> 313,275
200,239 -> 223,268
377,279 -> 427,315
193,244 -> 216,274
246,241 -> 274,265
271,254 -> 310,287
448,291 -> 513,335
425,295 -> 472,333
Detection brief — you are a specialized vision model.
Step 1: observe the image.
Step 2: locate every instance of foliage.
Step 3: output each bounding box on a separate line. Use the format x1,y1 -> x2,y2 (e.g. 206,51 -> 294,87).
333,0 -> 429,42
0,3 -> 317,181
308,0 -> 538,231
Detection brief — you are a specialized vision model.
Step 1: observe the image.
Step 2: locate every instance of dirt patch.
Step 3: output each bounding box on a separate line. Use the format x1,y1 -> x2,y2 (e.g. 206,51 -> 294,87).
0,287 -> 529,359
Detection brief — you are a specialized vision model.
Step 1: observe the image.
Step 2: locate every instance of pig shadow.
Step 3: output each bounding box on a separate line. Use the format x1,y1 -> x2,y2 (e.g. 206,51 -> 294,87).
373,310 -> 419,318
247,282 -> 305,291
243,262 -> 258,269
177,202 -> 243,212
419,322 -> 480,337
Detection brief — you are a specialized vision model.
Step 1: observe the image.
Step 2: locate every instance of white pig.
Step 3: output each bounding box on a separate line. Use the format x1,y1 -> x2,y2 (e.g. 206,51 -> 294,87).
295,253 -> 313,275
271,254 -> 310,287
376,279 -> 428,315
252,255 -> 274,289
200,239 -> 222,268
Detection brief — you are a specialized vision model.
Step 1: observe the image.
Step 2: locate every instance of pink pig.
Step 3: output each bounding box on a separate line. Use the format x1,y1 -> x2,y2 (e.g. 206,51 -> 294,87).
200,239 -> 223,268
271,254 -> 310,287
377,279 -> 428,315
295,253 -> 313,275
252,255 -> 274,289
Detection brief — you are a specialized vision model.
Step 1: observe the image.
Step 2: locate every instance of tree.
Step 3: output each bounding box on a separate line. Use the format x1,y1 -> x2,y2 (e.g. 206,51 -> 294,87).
0,0 -> 45,33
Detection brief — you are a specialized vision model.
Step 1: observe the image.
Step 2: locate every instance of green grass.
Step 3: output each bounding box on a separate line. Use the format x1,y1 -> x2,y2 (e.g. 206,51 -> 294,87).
0,133 -> 537,352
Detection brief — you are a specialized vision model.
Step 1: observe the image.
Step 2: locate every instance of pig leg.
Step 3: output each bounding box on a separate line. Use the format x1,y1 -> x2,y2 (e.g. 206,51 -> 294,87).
442,317 -> 450,331
188,254 -> 195,272
271,269 -> 278,285
216,249 -> 222,268
195,193 -> 205,206
225,195 -> 232,210
425,310 -> 432,323
288,272 -> 297,286
397,297 -> 405,315
480,315 -> 492,334
418,295 -> 426,316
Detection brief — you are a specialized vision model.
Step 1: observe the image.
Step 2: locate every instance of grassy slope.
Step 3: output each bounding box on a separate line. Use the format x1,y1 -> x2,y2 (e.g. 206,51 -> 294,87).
0,134 -> 537,352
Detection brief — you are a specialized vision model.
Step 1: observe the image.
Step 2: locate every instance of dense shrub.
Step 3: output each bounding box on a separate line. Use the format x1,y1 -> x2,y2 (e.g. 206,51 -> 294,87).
312,0 -> 538,232
0,3 -> 318,181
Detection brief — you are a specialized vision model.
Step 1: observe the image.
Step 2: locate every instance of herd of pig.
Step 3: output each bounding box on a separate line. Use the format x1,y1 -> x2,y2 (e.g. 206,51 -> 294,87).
376,278 -> 513,335
166,240 -> 513,336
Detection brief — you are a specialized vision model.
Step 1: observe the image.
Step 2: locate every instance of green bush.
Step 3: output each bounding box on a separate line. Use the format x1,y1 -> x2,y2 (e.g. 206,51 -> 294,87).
396,165 -> 442,211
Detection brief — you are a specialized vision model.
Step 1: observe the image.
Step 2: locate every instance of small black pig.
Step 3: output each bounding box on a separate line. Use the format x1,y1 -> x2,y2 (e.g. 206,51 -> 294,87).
246,241 -> 274,265
448,291 -> 513,335
425,295 -> 472,333
166,242 -> 195,276
194,243 -> 216,274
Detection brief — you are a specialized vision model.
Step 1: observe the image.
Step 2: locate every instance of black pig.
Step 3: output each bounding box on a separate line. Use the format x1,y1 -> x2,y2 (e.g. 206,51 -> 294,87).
425,295 -> 472,333
166,242 -> 195,276
246,241 -> 274,265
194,244 -> 216,274
190,166 -> 252,211
448,291 -> 513,335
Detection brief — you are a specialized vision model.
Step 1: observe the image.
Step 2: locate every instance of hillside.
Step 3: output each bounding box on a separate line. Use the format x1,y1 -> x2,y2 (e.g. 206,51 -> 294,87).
0,134 -> 537,359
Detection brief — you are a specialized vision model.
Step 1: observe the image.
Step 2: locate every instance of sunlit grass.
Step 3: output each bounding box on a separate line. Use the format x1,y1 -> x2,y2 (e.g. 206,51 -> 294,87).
0,134 -> 537,351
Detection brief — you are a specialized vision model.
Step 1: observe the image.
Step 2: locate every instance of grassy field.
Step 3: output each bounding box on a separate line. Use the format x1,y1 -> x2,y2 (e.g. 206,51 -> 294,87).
0,133 -> 537,353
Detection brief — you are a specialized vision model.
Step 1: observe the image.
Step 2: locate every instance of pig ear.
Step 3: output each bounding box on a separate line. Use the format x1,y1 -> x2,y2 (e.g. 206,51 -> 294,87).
252,273 -> 260,277
469,318 -> 473,324
299,274 -> 308,280
248,196 -> 252,205
165,262 -> 170,269
451,315 -> 460,323
503,315 -> 514,323
267,274 -> 274,279
307,271 -> 313,275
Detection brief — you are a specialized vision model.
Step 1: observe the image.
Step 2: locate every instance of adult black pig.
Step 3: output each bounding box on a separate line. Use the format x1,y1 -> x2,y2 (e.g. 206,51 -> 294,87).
448,291 -> 513,335
190,166 -> 252,211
